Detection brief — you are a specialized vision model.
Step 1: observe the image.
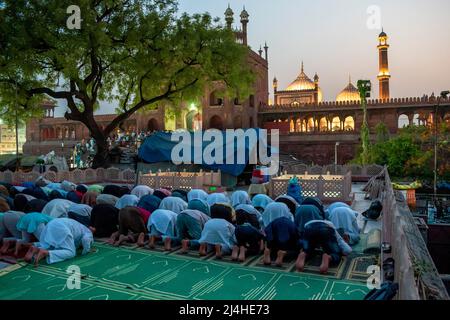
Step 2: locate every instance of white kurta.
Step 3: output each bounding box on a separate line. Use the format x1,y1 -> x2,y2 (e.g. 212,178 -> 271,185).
41,199 -> 75,218
131,185 -> 154,199
159,197 -> 188,214
115,195 -> 139,209
231,191 -> 251,208
262,202 -> 293,228
328,207 -> 361,245
206,193 -> 230,206
198,218 -> 236,253
38,218 -> 93,264
187,189 -> 209,202
148,209 -> 178,237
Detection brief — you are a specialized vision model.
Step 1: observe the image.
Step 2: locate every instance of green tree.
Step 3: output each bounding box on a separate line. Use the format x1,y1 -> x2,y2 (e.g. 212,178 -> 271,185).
375,122 -> 389,143
353,124 -> 450,181
0,0 -> 255,167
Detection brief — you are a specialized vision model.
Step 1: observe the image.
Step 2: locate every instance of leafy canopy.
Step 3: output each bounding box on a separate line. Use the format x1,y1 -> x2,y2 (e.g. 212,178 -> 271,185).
0,0 -> 255,133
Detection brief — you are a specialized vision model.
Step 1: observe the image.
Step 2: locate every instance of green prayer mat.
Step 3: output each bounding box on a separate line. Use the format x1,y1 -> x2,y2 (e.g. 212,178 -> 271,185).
0,243 -> 370,300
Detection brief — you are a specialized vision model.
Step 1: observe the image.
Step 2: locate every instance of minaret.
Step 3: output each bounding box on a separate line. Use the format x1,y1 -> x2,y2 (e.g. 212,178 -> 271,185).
377,28 -> 391,100
240,7 -> 249,46
264,42 -> 269,61
224,5 -> 234,29
273,77 -> 278,104
313,73 -> 319,103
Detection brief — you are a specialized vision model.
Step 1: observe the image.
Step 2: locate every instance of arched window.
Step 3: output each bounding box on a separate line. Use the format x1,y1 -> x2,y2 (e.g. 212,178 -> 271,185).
344,116 -> 355,131
147,118 -> 160,132
290,119 -> 295,133
209,91 -> 223,106
444,112 -> 450,124
426,114 -> 434,127
332,117 -> 341,132
209,115 -> 224,130
296,119 -> 302,132
307,118 -> 315,132
398,114 -> 409,128
49,128 -> 55,139
412,114 -> 420,126
249,95 -> 255,108
319,117 -> 328,132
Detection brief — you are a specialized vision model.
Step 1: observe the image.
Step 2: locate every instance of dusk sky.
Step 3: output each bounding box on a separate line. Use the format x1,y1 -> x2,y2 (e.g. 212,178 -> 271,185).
180,0 -> 450,101
56,0 -> 450,116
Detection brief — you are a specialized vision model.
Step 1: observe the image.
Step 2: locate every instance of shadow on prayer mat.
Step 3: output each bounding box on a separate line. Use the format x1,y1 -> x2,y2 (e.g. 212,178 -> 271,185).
0,242 -> 370,300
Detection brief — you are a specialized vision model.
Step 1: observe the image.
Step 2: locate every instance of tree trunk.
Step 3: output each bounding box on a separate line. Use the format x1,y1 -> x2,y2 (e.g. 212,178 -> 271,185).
92,135 -> 109,169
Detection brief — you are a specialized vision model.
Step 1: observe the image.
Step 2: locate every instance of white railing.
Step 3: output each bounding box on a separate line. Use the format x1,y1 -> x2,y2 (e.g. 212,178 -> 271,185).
269,171 -> 352,202
137,170 -> 222,191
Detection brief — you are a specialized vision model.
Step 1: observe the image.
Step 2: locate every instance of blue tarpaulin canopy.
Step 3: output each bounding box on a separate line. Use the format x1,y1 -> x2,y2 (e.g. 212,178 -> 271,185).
138,129 -> 276,177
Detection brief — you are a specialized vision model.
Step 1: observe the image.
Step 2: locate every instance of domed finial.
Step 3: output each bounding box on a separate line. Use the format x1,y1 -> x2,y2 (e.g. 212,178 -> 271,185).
349,74 -> 352,84
225,4 -> 233,16
225,4 -> 234,28
301,61 -> 304,73
314,72 -> 319,82
240,6 -> 249,22
379,27 -> 387,38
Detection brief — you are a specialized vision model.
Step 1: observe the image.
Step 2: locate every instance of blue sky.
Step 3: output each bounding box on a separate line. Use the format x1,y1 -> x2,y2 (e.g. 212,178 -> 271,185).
57,0 -> 450,116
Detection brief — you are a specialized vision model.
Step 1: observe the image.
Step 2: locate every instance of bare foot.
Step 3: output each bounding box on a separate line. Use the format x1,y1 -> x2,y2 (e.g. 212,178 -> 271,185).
24,246 -> 39,263
164,237 -> 172,251
0,240 -> 14,254
215,244 -> 222,259
107,237 -> 116,245
320,253 -> 332,274
231,246 -> 239,261
275,250 -> 286,267
199,243 -> 207,256
259,240 -> 265,253
136,233 -> 146,247
34,249 -> 49,268
263,248 -> 271,265
180,239 -> 189,254
296,251 -> 307,272
14,242 -> 24,257
148,236 -> 156,249
114,234 -> 130,247
238,246 -> 247,262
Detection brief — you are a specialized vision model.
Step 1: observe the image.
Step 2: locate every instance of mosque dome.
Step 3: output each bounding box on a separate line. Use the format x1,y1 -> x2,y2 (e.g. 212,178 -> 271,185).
336,78 -> 361,102
285,62 -> 316,91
